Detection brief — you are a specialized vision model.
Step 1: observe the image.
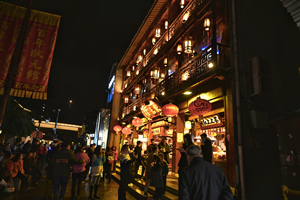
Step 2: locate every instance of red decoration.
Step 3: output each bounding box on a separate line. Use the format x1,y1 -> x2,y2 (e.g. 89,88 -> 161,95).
122,127 -> 131,135
162,103 -> 179,117
113,125 -> 122,132
132,117 -> 143,127
189,98 -> 212,116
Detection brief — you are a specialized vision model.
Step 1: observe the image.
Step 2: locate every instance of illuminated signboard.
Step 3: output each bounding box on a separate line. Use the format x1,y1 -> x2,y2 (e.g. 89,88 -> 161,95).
199,114 -> 223,129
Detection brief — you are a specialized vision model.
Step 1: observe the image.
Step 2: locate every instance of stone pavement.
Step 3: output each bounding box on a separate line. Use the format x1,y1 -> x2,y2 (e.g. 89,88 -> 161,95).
1,176 -> 136,200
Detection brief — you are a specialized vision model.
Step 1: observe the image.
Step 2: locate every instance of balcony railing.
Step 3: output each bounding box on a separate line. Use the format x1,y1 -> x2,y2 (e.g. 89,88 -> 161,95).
121,0 -> 203,92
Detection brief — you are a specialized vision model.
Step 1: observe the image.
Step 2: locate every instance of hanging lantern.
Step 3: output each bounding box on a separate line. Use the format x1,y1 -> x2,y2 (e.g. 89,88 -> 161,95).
155,28 -> 161,38
183,11 -> 190,23
124,84 -> 128,88
122,127 -> 131,135
133,105 -> 137,111
143,49 -> 147,55
137,55 -> 143,64
184,37 -> 193,54
127,70 -> 131,77
151,68 -> 160,79
132,66 -> 135,71
132,117 -> 143,130
177,44 -> 182,54
113,125 -> 122,134
164,57 -> 168,67
152,37 -> 156,45
154,48 -> 158,55
165,21 -> 168,29
136,70 -> 139,75
188,97 -> 212,116
185,121 -> 192,129
134,85 -> 141,95
162,103 -> 179,123
124,95 -> 129,104
180,0 -> 185,8
143,78 -> 147,84
204,18 -> 210,31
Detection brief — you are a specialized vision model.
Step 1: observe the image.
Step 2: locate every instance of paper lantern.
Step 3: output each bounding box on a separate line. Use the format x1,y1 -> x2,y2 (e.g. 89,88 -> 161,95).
113,125 -> 122,134
188,97 -> 212,116
132,117 -> 143,130
204,18 -> 210,31
185,121 -> 192,129
122,127 -> 131,135
162,103 -> 179,117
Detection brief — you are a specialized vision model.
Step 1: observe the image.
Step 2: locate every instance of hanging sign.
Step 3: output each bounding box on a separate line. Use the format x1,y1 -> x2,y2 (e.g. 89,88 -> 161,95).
199,114 -> 223,129
189,97 -> 212,116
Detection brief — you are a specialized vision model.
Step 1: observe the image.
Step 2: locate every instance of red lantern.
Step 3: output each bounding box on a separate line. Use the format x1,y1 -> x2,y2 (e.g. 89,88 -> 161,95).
122,127 -> 131,135
162,103 -> 179,117
113,125 -> 122,133
132,117 -> 143,128
188,97 -> 212,116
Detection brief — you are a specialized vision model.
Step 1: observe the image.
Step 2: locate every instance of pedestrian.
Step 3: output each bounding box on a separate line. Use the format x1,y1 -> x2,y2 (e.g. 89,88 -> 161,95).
200,133 -> 213,163
150,154 -> 164,200
134,141 -> 142,180
51,141 -> 83,200
84,144 -> 95,181
89,146 -> 105,199
118,145 -> 132,200
21,140 -> 32,155
72,145 -> 90,200
38,142 -> 47,167
179,145 -> 233,200
144,145 -> 158,197
177,134 -> 194,174
141,150 -> 148,180
158,137 -> 171,164
128,144 -> 136,185
23,152 -> 38,186
112,146 -> 118,173
147,139 -> 155,154
159,153 -> 168,194
105,146 -> 113,183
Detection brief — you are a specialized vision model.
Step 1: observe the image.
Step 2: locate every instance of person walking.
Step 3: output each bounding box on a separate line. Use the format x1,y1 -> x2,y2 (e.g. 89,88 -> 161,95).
89,146 -> 105,199
51,141 -> 83,200
147,139 -> 155,154
112,146 -> 118,173
150,154 -> 164,200
200,133 -> 213,163
158,137 -> 171,164
105,146 -> 113,183
134,141 -> 142,180
177,134 -> 194,174
72,145 -> 90,200
144,145 -> 158,197
84,144 -> 95,181
118,145 -> 132,200
179,145 -> 233,200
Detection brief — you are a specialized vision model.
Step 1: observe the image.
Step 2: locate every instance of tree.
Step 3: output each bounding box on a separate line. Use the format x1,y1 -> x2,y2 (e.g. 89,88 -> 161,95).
0,97 -> 35,141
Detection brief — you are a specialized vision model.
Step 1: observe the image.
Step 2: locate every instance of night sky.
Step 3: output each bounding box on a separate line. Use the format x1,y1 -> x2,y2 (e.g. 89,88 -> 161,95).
3,0 -> 154,124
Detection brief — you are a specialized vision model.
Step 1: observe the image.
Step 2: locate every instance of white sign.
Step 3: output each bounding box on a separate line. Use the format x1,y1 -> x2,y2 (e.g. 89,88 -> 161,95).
177,133 -> 183,143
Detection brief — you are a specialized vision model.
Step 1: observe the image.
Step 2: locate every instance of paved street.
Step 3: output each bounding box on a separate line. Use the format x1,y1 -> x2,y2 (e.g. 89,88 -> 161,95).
1,176 -> 136,200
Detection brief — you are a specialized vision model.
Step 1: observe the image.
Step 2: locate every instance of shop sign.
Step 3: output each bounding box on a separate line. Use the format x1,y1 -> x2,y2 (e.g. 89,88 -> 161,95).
189,97 -> 212,116
152,128 -> 161,135
200,114 -> 223,129
141,100 -> 162,120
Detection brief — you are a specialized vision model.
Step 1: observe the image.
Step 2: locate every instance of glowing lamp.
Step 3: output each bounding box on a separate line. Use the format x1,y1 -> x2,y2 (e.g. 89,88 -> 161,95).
152,37 -> 156,45
162,103 -> 179,123
143,49 -> 147,55
155,28 -> 161,38
134,85 -> 141,95
180,0 -> 185,8
113,125 -> 122,134
132,66 -> 135,71
164,57 -> 168,66
183,11 -> 190,23
185,121 -> 192,129
124,95 -> 129,104
177,44 -> 182,54
204,18 -> 210,31
188,97 -> 212,116
151,68 -> 160,79
161,72 -> 165,79
154,48 -> 158,55
184,37 -> 193,54
165,21 -> 168,29
122,127 -> 131,135
132,117 -> 143,130
126,71 -> 131,77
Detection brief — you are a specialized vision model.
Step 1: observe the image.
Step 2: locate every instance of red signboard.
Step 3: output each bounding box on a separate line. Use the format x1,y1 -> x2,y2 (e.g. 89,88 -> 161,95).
0,2 -> 61,100
189,97 -> 212,116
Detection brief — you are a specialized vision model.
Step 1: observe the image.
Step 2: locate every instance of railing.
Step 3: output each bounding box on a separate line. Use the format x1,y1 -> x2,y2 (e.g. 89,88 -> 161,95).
282,185 -> 300,200
121,0 -> 203,92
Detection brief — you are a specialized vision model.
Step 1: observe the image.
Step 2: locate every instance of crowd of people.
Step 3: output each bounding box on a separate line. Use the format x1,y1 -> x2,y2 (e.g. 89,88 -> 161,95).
0,132 -> 233,200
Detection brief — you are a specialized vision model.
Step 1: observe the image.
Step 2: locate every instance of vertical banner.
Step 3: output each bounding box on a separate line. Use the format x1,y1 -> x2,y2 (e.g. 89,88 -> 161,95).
0,2 -> 61,100
0,2 -> 26,94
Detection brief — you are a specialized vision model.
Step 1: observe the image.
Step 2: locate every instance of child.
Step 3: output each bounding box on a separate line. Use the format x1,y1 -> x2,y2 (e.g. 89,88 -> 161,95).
89,146 -> 105,199
159,153 -> 168,194
150,155 -> 164,200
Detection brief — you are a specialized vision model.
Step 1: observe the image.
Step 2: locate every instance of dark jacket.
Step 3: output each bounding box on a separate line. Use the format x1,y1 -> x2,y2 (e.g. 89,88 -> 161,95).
134,145 -> 142,163
179,157 -> 233,200
158,142 -> 171,163
201,138 -> 212,162
51,147 -> 82,177
178,142 -> 193,173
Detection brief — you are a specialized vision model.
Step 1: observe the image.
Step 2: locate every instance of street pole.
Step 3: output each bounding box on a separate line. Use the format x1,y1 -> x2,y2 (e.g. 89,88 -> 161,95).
0,0 -> 34,127
53,109 -> 61,140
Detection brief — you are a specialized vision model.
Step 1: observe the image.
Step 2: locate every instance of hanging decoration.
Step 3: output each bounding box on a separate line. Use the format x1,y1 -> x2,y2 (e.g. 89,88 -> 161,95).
132,117 -> 143,130
113,125 -> 122,134
122,127 -> 131,135
188,97 -> 212,116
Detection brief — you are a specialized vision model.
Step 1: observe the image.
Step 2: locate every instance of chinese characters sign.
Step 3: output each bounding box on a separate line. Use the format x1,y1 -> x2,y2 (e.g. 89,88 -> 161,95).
0,2 -> 61,99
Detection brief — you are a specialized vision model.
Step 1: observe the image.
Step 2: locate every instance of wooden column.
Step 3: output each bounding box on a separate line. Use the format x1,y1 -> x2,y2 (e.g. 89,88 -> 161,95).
172,113 -> 185,173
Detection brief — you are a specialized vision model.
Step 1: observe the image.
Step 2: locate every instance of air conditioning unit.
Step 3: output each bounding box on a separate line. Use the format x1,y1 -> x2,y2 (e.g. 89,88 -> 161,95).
249,56 -> 272,96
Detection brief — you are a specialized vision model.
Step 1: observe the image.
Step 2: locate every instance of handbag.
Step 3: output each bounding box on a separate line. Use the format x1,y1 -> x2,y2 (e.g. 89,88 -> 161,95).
4,178 -> 15,193
108,156 -> 114,164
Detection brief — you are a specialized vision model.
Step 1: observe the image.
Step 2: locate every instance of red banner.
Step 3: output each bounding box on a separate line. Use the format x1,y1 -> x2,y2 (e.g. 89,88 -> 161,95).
0,2 -> 25,94
0,2 -> 61,100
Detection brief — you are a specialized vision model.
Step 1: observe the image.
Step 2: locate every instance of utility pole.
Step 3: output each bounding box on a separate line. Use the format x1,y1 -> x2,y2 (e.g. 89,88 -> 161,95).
0,0 -> 34,127
53,109 -> 61,140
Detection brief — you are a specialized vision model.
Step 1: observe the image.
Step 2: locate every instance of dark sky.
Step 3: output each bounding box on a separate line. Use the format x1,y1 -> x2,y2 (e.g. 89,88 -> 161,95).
4,0 -> 154,124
